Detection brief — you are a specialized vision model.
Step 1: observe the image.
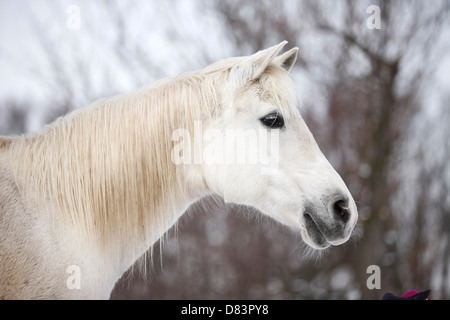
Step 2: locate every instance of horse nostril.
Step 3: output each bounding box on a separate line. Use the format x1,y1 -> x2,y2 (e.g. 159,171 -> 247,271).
333,199 -> 350,224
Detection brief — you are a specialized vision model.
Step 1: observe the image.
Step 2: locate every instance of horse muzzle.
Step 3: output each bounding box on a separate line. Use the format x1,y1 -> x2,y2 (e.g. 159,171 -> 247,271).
300,197 -> 357,249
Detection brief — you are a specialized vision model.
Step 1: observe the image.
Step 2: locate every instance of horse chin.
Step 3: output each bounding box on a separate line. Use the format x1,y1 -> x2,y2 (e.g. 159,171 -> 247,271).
301,230 -> 331,250
301,214 -> 331,250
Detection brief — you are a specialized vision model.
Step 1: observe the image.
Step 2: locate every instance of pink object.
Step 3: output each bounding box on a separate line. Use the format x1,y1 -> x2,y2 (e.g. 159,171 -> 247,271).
401,290 -> 420,297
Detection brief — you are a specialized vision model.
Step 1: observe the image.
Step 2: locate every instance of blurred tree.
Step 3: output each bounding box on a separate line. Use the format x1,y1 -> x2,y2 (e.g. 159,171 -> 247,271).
0,100 -> 28,135
299,0 -> 450,299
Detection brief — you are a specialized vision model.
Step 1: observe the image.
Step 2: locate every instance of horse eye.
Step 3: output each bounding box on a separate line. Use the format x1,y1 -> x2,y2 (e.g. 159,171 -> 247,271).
260,112 -> 285,129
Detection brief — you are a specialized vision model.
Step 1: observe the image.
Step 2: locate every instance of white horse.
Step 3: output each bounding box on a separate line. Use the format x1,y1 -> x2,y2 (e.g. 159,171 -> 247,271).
0,41 -> 357,299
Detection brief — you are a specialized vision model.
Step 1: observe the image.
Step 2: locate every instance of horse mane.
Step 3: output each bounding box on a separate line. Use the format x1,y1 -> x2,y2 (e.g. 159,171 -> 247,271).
0,137 -> 14,149
9,66 -> 223,251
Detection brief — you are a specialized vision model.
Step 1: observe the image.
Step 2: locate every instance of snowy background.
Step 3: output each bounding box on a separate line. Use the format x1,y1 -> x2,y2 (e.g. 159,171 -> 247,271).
1,0 -> 449,299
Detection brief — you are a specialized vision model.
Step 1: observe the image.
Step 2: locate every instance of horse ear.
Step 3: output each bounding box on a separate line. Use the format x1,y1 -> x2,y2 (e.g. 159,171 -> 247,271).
272,47 -> 299,72
230,41 -> 288,84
